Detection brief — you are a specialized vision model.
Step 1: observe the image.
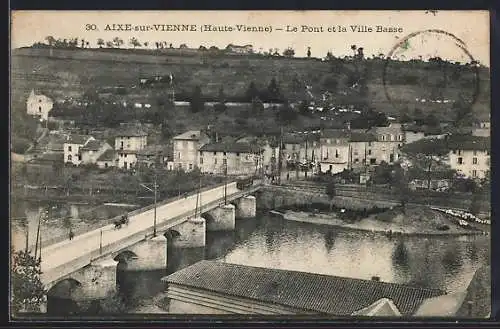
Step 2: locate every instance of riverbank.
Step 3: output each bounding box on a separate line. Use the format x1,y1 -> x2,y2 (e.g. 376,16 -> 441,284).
279,206 -> 488,237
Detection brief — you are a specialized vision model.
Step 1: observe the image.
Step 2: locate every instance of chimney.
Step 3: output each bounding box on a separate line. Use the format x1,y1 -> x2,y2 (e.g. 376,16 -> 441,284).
371,276 -> 380,282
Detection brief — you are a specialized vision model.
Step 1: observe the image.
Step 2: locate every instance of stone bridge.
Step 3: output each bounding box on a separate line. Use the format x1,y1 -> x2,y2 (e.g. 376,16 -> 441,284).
40,181 -> 260,311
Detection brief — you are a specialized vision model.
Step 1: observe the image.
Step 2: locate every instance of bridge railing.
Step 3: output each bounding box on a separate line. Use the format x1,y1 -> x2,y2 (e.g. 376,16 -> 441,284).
35,181 -> 240,250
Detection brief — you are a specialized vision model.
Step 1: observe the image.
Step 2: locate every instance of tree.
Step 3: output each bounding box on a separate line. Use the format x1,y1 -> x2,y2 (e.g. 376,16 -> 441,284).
245,81 -> 260,102
276,101 -> 298,125
97,38 -> 105,48
357,47 -> 364,59
392,164 -> 410,213
189,85 -> 204,113
105,41 -> 114,48
129,37 -> 141,48
469,190 -> 482,216
307,47 -> 311,58
401,138 -> 450,190
112,37 -> 124,48
283,47 -> 295,58
325,179 -> 336,211
45,36 -> 56,47
423,113 -> 440,127
350,44 -> 357,57
11,250 -> 47,314
267,78 -> 282,102
320,74 -> 338,93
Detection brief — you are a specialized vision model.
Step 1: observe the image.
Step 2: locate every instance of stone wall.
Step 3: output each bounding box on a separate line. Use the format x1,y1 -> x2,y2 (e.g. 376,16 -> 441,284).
170,217 -> 206,248
206,204 -> 235,231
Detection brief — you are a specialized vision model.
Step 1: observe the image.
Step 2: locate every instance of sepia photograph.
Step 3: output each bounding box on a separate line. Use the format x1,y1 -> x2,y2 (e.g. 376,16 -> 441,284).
9,10 -> 491,319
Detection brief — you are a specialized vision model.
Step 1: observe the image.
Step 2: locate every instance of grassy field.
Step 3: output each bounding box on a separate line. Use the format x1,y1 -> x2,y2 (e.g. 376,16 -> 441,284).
11,47 -> 490,119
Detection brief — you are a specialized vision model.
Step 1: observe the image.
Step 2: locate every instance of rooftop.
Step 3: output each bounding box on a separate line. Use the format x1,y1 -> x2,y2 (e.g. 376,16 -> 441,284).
115,127 -> 148,137
80,139 -> 107,151
65,134 -> 93,145
173,130 -> 206,141
349,132 -> 377,142
321,129 -> 351,139
163,260 -> 445,316
96,149 -> 116,162
446,135 -> 490,151
200,142 -> 262,154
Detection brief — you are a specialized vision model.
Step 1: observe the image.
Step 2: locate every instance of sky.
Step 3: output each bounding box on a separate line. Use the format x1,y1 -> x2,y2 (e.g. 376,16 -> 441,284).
11,10 -> 490,66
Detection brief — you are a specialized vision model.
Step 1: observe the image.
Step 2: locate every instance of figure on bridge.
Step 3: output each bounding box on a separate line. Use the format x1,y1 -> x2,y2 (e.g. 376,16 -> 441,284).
114,214 -> 129,230
69,229 -> 74,240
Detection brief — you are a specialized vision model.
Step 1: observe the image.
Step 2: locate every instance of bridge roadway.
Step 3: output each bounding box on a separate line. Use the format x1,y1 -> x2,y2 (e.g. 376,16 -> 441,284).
40,182 -> 261,287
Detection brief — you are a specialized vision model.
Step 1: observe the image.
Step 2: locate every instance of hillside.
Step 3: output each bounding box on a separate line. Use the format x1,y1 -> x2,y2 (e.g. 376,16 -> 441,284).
11,47 -> 490,119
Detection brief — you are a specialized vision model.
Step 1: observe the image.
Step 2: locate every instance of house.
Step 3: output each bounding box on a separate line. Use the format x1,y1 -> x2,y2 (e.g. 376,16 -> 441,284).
173,130 -> 210,171
348,131 -> 377,168
235,136 -> 280,175
366,123 -> 405,165
79,140 -> 113,165
225,44 -> 253,54
26,89 -> 54,121
199,142 -> 263,176
472,120 -> 490,137
163,260 -> 446,316
114,126 -> 148,152
281,133 -> 305,164
63,135 -> 95,166
446,135 -> 490,179
96,149 -> 117,169
114,127 -> 148,170
318,129 -> 351,174
136,145 -> 167,168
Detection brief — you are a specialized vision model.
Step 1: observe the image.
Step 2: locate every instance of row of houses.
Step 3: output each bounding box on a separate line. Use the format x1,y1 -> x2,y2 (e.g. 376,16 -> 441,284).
62,125 -> 166,170
169,123 -> 490,180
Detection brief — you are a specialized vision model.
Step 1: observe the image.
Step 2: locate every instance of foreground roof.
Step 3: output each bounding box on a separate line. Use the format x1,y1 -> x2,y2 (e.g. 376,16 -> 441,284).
65,134 -> 93,145
164,260 -> 445,316
80,139 -> 107,151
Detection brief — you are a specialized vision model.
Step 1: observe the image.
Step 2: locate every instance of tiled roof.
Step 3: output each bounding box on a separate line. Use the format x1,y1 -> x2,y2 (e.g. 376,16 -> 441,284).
116,127 -> 148,137
80,140 -> 106,151
321,129 -> 351,139
200,142 -> 261,154
96,149 -> 116,161
455,266 -> 491,318
164,260 -> 445,316
349,132 -> 377,142
446,135 -> 490,151
173,130 -> 205,140
65,135 -> 92,145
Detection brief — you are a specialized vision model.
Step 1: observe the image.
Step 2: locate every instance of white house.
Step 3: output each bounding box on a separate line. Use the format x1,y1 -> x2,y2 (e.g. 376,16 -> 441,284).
446,135 -> 490,180
63,135 -> 95,166
173,130 -> 210,172
79,140 -> 113,165
26,89 -> 54,121
318,129 -> 351,174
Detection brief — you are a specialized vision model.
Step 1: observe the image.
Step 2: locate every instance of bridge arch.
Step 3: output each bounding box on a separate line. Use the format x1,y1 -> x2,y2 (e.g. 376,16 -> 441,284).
113,250 -> 139,263
46,278 -> 83,315
164,229 -> 181,240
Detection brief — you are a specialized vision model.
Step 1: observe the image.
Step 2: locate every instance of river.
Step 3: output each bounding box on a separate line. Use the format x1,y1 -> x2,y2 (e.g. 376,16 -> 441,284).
124,213 -> 490,313
12,200 -> 489,314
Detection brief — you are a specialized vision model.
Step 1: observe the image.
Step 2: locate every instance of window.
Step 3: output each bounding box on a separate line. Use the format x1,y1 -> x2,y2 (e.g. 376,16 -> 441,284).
354,158 -> 359,163
368,150 -> 372,155
398,135 -> 402,141
104,163 -> 108,168
472,170 -> 477,177
214,158 -> 217,164
39,106 -> 42,113
200,157 -> 204,164
223,152 -> 227,156
458,150 -> 462,155
382,135 -> 386,141
236,152 -> 240,156
335,149 -> 339,158
390,154 -> 394,163
473,157 -> 478,165
68,145 -> 72,152
370,158 -> 376,164
223,158 -> 227,166
473,150 -> 477,156
452,150 -> 456,154
354,150 -> 358,156
178,152 -> 181,160
458,157 -> 463,165
124,154 -> 127,158
67,155 -> 72,161
213,152 -> 216,155
368,142 -> 372,147
189,163 -> 193,170
78,155 -> 82,161
390,135 -> 394,141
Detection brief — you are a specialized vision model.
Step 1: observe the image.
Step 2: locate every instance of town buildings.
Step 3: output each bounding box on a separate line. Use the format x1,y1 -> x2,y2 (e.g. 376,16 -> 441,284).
199,142 -> 263,176
63,135 -> 95,166
172,130 -> 210,171
367,123 -> 405,165
26,89 -> 53,121
318,129 -> 351,174
79,140 -> 113,165
163,260 -> 448,316
114,126 -> 148,169
446,135 -> 490,179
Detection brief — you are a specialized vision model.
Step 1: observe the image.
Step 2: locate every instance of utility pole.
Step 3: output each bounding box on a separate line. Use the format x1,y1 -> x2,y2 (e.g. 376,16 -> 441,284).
99,229 -> 103,254
224,157 -> 228,205
304,134 -> 308,179
34,209 -> 44,260
153,169 -> 157,237
277,127 -> 283,185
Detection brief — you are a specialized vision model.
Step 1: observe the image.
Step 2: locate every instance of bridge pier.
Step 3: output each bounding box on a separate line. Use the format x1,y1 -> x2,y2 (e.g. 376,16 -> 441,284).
77,258 -> 119,300
169,217 -> 206,248
115,235 -> 168,271
206,204 -> 236,231
235,195 -> 257,219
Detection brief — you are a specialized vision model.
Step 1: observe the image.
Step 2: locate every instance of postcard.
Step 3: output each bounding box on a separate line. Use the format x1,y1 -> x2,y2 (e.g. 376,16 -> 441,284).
10,10 -> 491,319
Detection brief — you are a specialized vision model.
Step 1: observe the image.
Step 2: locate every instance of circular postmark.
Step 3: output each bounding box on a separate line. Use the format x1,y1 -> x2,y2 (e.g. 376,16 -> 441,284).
382,29 -> 481,116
